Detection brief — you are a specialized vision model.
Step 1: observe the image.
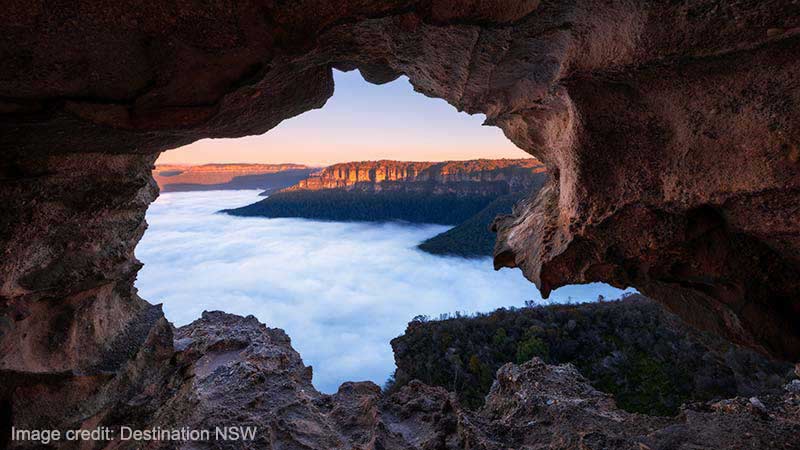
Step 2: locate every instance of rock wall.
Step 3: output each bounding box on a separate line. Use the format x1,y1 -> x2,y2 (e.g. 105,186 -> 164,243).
2,0 -> 797,360
1,1 -> 799,446
0,153 -> 176,448
0,153 -> 162,374
286,158 -> 545,194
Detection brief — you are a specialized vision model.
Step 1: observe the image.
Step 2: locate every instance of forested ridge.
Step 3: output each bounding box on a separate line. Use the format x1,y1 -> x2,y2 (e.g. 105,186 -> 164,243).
222,189 -> 499,224
388,295 -> 794,415
418,190 -> 530,257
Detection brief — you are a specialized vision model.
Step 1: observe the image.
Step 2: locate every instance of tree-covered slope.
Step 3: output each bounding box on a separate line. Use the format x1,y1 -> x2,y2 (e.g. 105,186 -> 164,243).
417,190 -> 528,257
222,189 -> 499,225
388,295 -> 794,415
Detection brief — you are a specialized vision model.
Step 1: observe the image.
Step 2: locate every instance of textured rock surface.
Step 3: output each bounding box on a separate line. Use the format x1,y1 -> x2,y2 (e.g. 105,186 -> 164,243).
1,1 -> 800,447
0,153 -> 161,374
2,0 -> 798,360
8,312 -> 799,449
167,315 -> 800,450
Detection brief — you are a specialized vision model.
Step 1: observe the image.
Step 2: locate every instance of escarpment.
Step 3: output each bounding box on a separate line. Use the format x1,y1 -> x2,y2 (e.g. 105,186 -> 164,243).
223,159 -> 547,225
285,159 -> 545,193
1,0 -> 799,447
153,163 -> 312,192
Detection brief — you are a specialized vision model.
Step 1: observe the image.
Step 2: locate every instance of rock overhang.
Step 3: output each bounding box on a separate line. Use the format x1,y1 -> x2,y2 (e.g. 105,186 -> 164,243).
1,0 -> 798,365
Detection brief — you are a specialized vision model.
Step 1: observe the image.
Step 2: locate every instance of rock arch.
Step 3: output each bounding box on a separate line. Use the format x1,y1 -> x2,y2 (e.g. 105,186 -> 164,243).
1,0 -> 798,405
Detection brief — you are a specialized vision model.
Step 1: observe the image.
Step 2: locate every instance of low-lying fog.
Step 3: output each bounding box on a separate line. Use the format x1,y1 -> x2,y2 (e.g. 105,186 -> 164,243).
135,190 -> 634,393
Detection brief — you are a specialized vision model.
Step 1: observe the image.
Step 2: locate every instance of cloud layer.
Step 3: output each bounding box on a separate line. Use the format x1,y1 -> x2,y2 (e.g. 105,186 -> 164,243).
135,190 -> 633,393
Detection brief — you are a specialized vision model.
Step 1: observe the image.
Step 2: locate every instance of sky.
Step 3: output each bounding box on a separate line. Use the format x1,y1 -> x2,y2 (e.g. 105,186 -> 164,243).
156,70 -> 527,166
135,190 -> 636,393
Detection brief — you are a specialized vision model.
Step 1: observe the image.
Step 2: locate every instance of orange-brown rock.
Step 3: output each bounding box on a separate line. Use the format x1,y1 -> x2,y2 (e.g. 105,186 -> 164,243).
1,1 -> 800,447
286,158 -> 545,194
2,1 -> 797,362
153,163 -> 307,185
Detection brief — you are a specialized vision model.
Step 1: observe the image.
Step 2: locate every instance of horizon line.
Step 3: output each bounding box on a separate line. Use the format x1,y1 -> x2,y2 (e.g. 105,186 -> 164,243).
155,156 -> 539,167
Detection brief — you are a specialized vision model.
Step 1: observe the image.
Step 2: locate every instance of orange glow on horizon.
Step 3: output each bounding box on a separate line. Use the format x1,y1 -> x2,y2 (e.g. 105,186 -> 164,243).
157,71 -> 527,166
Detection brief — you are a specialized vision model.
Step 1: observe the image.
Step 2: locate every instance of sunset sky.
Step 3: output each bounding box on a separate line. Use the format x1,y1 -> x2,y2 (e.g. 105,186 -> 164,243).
156,70 -> 527,166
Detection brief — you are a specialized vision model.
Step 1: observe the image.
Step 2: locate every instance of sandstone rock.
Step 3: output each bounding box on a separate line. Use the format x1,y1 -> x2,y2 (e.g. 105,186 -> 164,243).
1,1 -> 800,447
156,315 -> 800,450
285,159 -> 546,195
167,317 -> 800,450
2,0 -> 797,360
5,311 -> 800,449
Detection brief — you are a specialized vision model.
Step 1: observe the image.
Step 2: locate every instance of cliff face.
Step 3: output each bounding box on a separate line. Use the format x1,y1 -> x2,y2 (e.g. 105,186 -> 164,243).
286,159 -> 545,195
153,163 -> 312,192
224,159 -> 547,224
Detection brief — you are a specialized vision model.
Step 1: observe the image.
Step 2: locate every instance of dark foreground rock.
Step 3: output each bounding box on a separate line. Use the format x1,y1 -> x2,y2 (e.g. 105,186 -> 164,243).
1,2 -> 799,444
7,312 -> 798,449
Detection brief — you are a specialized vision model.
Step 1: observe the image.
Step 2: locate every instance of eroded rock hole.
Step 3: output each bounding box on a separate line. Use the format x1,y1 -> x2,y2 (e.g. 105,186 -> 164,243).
2,2 -> 799,447
138,70 -> 635,395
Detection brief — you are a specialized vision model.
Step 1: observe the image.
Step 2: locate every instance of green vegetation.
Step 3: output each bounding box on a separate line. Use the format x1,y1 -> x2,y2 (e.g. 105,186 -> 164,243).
222,189 -> 498,225
387,295 -> 793,415
417,191 -> 528,257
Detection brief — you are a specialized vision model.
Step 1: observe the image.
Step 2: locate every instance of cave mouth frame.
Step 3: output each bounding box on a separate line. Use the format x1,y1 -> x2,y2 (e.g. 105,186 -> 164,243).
138,68 -> 639,394
2,1 -> 800,447
0,0 -> 798,409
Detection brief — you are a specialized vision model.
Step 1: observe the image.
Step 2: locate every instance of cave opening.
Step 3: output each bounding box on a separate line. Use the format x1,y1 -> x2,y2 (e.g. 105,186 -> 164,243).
2,2 -> 799,445
139,69 -> 635,394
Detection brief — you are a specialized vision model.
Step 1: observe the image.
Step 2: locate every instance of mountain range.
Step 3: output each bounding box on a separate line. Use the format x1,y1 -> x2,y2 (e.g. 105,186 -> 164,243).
153,163 -> 313,193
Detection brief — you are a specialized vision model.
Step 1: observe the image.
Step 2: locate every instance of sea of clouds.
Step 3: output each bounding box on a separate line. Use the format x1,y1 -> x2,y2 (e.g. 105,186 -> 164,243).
135,190 -> 634,393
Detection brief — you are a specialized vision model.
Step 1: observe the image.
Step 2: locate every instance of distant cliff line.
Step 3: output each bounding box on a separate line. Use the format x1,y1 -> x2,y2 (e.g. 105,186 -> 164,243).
283,158 -> 545,193
153,163 -> 313,193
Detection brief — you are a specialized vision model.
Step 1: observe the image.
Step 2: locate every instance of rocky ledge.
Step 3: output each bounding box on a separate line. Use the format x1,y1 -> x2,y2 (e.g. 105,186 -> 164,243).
159,313 -> 800,450
9,311 -> 797,449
